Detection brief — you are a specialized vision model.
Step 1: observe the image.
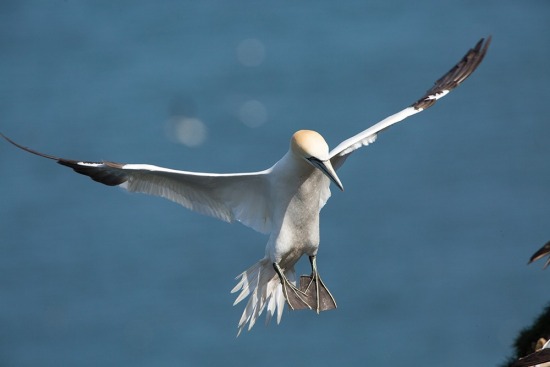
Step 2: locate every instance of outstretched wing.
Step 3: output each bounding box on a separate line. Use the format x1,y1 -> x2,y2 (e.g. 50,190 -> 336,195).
528,240 -> 550,269
2,134 -> 273,234
330,36 -> 491,170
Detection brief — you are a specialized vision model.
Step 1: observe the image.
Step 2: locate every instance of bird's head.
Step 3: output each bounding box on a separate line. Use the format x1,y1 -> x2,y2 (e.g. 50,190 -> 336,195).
290,130 -> 344,191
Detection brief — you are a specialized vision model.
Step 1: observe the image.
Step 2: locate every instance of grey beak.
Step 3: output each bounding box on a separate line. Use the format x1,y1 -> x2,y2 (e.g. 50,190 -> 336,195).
307,157 -> 344,191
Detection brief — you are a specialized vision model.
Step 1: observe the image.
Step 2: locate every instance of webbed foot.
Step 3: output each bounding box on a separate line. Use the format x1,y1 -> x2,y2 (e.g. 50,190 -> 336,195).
299,256 -> 337,313
273,263 -> 312,310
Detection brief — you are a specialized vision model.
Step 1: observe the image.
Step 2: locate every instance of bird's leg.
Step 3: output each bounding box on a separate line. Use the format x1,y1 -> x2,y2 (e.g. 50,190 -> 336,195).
299,255 -> 337,313
273,263 -> 312,310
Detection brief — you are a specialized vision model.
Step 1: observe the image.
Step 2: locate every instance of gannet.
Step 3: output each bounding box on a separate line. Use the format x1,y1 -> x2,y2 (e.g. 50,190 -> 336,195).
1,37 -> 491,335
529,241 -> 550,269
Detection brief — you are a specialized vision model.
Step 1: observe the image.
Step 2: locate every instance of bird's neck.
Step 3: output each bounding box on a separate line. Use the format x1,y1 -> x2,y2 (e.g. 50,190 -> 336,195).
277,151 -> 313,173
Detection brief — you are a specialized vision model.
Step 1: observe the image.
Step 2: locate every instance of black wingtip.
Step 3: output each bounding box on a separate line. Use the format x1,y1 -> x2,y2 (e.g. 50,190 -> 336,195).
2,133 -> 128,186
57,160 -> 128,186
1,133 -> 61,161
411,36 -> 492,110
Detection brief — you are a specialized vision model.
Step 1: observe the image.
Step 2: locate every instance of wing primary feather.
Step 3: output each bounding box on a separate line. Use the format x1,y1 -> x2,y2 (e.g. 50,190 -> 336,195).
2,133 -> 60,161
1,133 -> 128,186
412,36 -> 491,110
57,160 -> 128,186
329,36 -> 491,166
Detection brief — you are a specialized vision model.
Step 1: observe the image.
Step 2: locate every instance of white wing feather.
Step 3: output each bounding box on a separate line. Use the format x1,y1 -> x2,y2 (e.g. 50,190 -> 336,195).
0,134 -> 275,234
1,37 -> 490,235
118,164 -> 273,233
330,36 -> 491,170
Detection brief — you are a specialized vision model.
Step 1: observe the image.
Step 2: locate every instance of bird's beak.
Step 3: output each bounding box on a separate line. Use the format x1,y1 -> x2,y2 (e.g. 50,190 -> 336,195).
307,157 -> 344,191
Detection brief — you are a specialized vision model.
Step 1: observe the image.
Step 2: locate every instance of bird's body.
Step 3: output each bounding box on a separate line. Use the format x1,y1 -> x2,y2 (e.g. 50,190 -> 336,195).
1,37 -> 491,335
231,131 -> 341,332
267,131 -> 334,265
268,158 -> 323,267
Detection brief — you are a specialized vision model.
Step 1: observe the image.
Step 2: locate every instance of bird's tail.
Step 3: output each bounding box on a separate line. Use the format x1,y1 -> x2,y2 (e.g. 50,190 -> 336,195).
231,258 -> 294,336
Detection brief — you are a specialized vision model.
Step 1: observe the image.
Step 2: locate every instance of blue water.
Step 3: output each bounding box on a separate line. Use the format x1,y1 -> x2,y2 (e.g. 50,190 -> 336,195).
1,1 -> 549,366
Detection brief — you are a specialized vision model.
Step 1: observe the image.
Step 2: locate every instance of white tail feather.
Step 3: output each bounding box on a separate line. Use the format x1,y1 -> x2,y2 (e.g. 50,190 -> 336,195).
232,258 -> 294,336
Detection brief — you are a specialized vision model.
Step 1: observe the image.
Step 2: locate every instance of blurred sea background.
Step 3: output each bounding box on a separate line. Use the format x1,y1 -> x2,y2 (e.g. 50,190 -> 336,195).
1,1 -> 549,366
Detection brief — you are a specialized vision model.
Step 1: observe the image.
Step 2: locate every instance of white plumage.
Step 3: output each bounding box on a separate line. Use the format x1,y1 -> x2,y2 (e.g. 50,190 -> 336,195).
1,37 -> 490,335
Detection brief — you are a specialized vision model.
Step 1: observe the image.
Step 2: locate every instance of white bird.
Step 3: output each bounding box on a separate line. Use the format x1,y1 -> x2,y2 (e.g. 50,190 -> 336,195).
2,37 -> 491,335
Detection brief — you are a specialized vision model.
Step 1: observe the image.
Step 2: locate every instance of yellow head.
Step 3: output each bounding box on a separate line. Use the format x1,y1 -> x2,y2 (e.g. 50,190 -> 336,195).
290,130 -> 330,161
290,130 -> 343,191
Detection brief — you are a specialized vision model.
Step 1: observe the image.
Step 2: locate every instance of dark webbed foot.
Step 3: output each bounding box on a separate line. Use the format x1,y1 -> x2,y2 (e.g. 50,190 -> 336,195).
273,263 -> 312,310
299,256 -> 337,313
